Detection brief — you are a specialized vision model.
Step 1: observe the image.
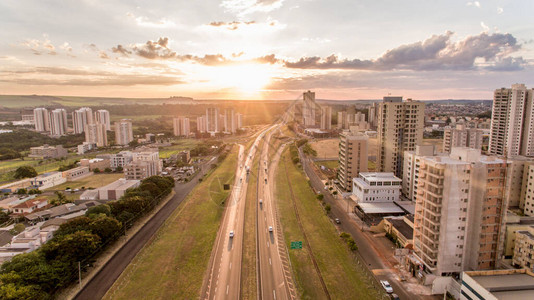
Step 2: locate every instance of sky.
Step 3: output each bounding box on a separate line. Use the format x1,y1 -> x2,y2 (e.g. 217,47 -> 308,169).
0,0 -> 533,100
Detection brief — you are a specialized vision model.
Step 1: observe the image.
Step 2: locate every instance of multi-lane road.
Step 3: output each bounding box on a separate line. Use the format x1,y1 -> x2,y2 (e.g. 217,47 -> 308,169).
256,126 -> 293,300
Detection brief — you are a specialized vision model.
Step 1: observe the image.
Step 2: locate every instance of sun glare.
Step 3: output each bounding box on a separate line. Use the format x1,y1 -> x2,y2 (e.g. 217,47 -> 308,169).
208,64 -> 272,94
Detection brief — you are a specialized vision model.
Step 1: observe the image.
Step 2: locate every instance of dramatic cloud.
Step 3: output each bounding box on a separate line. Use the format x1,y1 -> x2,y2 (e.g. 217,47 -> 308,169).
221,0 -> 285,15
132,37 -> 177,59
283,32 -> 526,71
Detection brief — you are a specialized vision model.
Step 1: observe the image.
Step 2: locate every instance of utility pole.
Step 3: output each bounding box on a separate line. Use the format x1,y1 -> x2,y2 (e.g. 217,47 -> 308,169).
78,261 -> 82,289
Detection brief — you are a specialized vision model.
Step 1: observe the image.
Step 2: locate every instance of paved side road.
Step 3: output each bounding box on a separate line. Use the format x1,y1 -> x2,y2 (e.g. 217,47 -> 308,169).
74,159 -> 214,300
299,149 -> 423,300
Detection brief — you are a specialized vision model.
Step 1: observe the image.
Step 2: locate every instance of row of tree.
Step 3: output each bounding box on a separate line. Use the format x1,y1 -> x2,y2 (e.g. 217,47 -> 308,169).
0,176 -> 175,299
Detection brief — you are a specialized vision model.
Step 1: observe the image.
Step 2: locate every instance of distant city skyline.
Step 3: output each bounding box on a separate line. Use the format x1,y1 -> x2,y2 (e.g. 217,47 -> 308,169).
0,0 -> 533,100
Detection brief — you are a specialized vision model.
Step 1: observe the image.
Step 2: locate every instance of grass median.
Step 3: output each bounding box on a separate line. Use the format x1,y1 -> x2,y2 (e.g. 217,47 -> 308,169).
275,148 -> 377,300
103,146 -> 238,300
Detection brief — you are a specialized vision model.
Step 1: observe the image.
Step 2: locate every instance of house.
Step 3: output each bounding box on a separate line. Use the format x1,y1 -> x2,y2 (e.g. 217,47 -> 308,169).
12,198 -> 48,215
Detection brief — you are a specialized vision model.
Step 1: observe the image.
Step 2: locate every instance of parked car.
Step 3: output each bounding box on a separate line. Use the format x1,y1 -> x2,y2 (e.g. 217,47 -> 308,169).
335,218 -> 341,224
380,280 -> 393,294
229,231 -> 234,238
259,199 -> 263,205
265,178 -> 267,184
390,294 -> 400,300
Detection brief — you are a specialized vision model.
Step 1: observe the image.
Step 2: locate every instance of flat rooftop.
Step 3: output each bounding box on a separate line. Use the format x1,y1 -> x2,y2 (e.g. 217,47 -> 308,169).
100,179 -> 139,190
357,202 -> 404,214
387,218 -> 413,240
358,172 -> 402,182
466,271 -> 534,300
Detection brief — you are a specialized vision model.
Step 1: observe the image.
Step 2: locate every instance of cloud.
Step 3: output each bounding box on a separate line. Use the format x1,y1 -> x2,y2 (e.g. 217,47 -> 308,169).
132,37 -> 177,59
111,45 -> 132,56
221,0 -> 285,16
208,20 -> 256,30
480,22 -> 489,32
126,12 -> 176,28
85,43 -> 110,59
283,31 -> 526,71
497,7 -> 504,14
22,35 -> 56,55
466,1 -> 481,8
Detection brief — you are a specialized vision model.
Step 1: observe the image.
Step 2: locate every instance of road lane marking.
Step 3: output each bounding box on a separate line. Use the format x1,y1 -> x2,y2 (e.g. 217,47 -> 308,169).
269,258 -> 272,265
230,262 -> 232,269
273,290 -> 276,299
226,285 -> 229,295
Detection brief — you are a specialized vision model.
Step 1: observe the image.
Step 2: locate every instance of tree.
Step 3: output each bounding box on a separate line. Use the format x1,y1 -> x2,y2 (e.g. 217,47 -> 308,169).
51,191 -> 70,206
0,210 -> 10,225
13,166 -> 37,179
316,194 -> 324,201
9,223 -> 25,235
93,168 -> 101,173
128,140 -> 139,148
85,204 -> 111,217
88,215 -> 122,243
116,166 -> 123,172
16,189 -> 27,195
325,204 -> 331,214
104,167 -> 112,173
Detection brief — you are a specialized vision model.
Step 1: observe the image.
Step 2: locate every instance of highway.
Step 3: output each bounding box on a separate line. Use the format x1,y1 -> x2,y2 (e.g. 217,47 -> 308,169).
203,125 -> 276,299
256,126 -> 293,300
74,156 -> 216,300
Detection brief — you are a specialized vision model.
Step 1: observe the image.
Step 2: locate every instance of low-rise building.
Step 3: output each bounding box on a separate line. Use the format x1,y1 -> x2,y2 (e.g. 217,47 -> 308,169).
30,172 -> 66,190
352,172 -> 402,203
513,226 -> 534,269
383,215 -> 414,248
62,166 -> 92,181
29,144 -> 68,159
0,195 -> 36,211
460,269 -> 534,300
98,179 -> 140,200
0,179 -> 33,194
80,158 -> 110,171
124,160 -> 159,180
77,142 -> 97,155
11,198 -> 48,215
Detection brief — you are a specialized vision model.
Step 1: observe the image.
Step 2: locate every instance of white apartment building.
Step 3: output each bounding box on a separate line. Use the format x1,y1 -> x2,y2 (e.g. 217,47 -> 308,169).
114,119 -> 133,145
443,124 -> 484,153
197,116 -> 206,133
33,108 -> 50,132
236,113 -> 243,129
352,172 -> 401,203
303,90 -> 316,127
512,226 -> 534,269
377,97 -> 425,177
72,107 -> 93,134
337,131 -> 368,192
320,106 -> 332,130
124,148 -> 162,180
110,151 -> 134,169
206,107 -> 219,134
173,116 -> 191,137
94,109 -> 111,130
49,109 -> 68,137
402,145 -> 436,201
85,123 -> 108,147
489,84 -> 534,157
223,108 -> 236,133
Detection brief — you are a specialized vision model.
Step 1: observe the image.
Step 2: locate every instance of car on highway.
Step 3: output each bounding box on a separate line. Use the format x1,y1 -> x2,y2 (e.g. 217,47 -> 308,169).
380,280 -> 393,294
335,218 -> 341,224
268,226 -> 273,232
265,178 -> 267,184
259,199 -> 263,205
390,294 -> 400,300
229,231 -> 234,238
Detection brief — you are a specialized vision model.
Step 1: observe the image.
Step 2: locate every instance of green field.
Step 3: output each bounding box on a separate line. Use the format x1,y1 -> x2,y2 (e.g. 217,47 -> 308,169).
47,173 -> 124,191
275,148 -> 380,300
104,146 -> 238,299
316,160 -> 339,169
0,155 -> 90,183
158,139 -> 201,159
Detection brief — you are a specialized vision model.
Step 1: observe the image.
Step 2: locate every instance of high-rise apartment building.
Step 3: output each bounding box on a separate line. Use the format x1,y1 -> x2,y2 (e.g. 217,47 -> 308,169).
94,109 -> 111,130
173,116 -> 191,137
303,90 -> 316,127
368,102 -> 379,128
413,148 -> 507,278
72,107 -> 94,134
320,106 -> 332,130
196,116 -> 206,133
489,84 -> 534,157
377,97 -> 425,177
402,145 -> 437,201
236,113 -> 243,130
33,108 -> 50,132
337,131 -> 368,192
114,119 -> 133,146
443,124 -> 484,153
224,108 -> 236,133
206,108 -> 219,134
85,123 -> 108,147
49,109 -> 68,137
